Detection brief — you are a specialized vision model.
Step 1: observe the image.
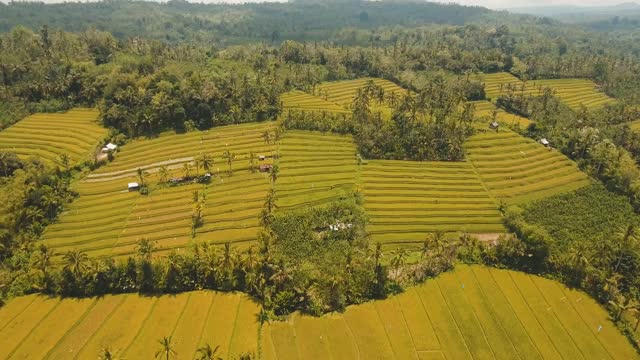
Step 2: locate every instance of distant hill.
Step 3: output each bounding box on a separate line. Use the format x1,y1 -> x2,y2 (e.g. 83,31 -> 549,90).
507,2 -> 640,26
0,0 -> 493,43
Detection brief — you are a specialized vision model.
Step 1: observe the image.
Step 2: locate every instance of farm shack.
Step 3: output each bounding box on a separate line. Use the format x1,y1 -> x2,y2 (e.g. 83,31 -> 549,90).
258,155 -> 266,161
259,164 -> 273,172
101,142 -> 117,153
489,121 -> 499,130
128,182 -> 140,191
540,138 -> 550,147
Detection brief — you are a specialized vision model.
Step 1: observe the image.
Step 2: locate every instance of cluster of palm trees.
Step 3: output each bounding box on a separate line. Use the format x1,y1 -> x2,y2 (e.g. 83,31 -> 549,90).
98,338 -> 230,360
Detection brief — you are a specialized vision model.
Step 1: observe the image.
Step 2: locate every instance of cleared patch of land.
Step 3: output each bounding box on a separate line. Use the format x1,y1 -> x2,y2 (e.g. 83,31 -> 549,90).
41,122 -> 275,259
280,90 -> 349,113
362,159 -> 505,245
2,265 -> 635,359
276,131 -> 358,211
0,108 -> 106,166
465,130 -> 590,203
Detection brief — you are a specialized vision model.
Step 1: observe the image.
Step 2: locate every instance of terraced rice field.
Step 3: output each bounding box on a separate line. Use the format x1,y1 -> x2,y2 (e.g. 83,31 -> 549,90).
469,100 -> 532,128
362,160 -> 504,245
473,72 -> 523,99
280,90 -> 349,113
316,77 -> 407,106
530,79 -> 616,111
474,72 -> 615,111
276,131 -> 358,211
0,291 -> 261,360
466,131 -> 590,203
42,122 -> 276,259
2,266 -> 635,359
0,108 -> 106,166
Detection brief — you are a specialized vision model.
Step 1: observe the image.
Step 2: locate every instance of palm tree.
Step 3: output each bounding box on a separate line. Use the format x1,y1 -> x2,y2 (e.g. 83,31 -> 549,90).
63,250 -> 88,278
262,130 -> 272,144
257,307 -> 270,325
136,167 -> 149,187
222,150 -> 235,175
155,336 -> 177,360
567,244 -> 592,273
194,158 -> 203,177
159,165 -> 169,184
32,244 -> 55,278
264,189 -> 277,213
199,153 -> 214,174
248,151 -> 256,173
390,248 -> 407,278
269,164 -> 279,184
136,238 -> 156,262
196,343 -> 222,360
98,347 -> 120,360
58,153 -> 70,171
183,162 -> 192,178
609,294 -> 639,321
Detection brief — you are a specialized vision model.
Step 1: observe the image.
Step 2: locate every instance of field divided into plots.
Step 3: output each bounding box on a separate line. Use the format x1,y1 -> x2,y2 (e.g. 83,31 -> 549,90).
474,72 -> 615,111
361,160 -> 504,245
263,265 -> 638,360
0,291 -> 261,360
0,108 -> 106,166
280,90 -> 349,113
465,131 -> 590,203
276,131 -> 358,211
2,266 -> 635,359
316,77 -> 407,106
469,100 -> 532,128
42,122 -> 275,259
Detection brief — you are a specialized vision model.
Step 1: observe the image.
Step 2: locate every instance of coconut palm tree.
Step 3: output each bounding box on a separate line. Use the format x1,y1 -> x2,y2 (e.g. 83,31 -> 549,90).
262,130 -> 272,144
183,162 -> 192,178
222,150 -> 235,175
98,346 -> 121,360
136,167 -> 149,187
32,244 -> 55,278
264,189 -> 277,213
390,248 -> 407,278
269,164 -> 279,184
609,293 -> 639,321
155,336 -> 177,360
248,151 -> 256,173
196,343 -> 222,360
58,153 -> 70,171
158,165 -> 169,184
136,238 -> 156,262
199,153 -> 214,173
63,250 -> 88,278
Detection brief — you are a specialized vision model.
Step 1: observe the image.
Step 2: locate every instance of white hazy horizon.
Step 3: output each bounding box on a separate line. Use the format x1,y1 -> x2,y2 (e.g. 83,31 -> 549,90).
0,0 -> 633,9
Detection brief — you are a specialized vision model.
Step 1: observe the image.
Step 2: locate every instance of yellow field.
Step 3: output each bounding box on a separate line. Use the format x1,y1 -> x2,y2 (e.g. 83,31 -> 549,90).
280,90 -> 350,113
316,77 -> 407,106
474,72 -> 615,111
2,266 -> 635,359
362,159 -> 505,245
469,100 -> 532,128
276,131 -> 358,210
0,108 -> 107,166
41,122 -> 276,259
465,130 -> 590,203
0,291 -> 260,360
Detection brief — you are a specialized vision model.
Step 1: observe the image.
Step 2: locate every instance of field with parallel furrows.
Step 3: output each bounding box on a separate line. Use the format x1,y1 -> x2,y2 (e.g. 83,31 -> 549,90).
0,108 -> 106,166
1,266 -> 636,360
465,130 -> 591,203
361,159 -> 504,245
276,131 -> 358,211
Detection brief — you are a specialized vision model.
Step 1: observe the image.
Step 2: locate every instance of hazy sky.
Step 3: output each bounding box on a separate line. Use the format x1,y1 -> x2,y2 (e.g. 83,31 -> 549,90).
450,0 -> 612,8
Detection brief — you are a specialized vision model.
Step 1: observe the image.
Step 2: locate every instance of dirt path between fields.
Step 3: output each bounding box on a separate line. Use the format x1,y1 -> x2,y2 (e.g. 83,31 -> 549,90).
84,157 -> 195,182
